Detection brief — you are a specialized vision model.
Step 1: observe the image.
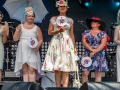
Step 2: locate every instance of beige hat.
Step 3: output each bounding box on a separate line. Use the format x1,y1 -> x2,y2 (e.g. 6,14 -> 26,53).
25,7 -> 34,16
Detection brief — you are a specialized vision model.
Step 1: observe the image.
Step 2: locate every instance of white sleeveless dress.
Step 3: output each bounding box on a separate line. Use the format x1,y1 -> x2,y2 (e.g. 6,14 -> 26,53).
14,24 -> 44,79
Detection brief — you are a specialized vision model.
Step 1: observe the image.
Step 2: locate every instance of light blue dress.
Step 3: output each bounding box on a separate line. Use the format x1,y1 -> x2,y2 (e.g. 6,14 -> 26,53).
0,25 -> 4,69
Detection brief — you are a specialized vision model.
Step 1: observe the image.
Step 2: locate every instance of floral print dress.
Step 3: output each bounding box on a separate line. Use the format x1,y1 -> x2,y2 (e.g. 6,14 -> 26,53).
42,16 -> 76,72
82,30 -> 108,71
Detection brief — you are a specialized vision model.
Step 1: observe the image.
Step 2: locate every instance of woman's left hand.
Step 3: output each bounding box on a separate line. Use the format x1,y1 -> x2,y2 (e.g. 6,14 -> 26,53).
74,48 -> 78,54
34,45 -> 40,52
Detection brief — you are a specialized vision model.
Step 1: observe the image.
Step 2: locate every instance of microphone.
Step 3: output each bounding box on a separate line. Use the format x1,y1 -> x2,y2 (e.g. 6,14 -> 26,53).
0,22 -> 14,24
76,21 -> 84,23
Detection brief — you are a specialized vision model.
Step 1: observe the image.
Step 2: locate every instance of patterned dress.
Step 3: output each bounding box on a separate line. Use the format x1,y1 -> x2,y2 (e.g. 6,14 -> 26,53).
41,16 -> 77,72
82,30 -> 108,71
0,25 -> 4,69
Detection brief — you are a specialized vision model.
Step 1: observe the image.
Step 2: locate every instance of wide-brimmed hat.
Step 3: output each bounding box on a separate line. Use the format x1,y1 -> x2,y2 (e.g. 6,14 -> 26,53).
56,0 -> 69,8
86,17 -> 106,30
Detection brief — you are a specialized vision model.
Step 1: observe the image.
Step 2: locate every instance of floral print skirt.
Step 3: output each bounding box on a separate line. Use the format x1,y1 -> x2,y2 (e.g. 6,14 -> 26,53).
42,33 -> 77,72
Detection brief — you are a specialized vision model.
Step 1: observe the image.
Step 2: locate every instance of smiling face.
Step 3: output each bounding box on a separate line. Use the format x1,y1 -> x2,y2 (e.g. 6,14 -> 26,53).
26,13 -> 35,23
58,6 -> 67,13
91,20 -> 100,29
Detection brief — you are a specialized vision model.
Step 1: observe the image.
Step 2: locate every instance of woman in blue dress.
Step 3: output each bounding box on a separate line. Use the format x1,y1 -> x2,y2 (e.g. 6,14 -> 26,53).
81,17 -> 108,84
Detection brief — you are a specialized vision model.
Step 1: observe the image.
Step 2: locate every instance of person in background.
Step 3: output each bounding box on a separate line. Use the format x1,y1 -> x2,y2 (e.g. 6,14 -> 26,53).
81,17 -> 108,84
0,11 -> 9,81
114,25 -> 120,82
13,7 -> 44,82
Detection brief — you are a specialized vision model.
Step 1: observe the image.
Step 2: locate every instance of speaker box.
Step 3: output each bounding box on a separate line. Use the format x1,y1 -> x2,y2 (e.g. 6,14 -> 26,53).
80,82 -> 120,90
1,82 -> 44,90
46,87 -> 79,90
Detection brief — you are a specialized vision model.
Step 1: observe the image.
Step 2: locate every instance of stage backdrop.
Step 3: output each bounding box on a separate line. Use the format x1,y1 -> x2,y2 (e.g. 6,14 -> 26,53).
0,0 -> 118,41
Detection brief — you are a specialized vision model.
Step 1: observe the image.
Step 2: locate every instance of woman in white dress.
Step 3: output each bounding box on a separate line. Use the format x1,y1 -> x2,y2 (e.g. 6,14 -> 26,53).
0,11 -> 9,81
13,7 -> 44,82
42,0 -> 77,87
114,26 -> 120,82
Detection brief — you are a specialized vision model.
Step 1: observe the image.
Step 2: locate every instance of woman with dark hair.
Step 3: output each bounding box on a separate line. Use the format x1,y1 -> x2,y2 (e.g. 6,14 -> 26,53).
13,7 -> 44,82
0,11 -> 9,81
81,17 -> 108,84
42,0 -> 77,87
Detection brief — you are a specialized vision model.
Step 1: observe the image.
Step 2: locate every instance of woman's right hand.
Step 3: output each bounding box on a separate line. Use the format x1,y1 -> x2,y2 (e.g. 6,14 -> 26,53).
16,24 -> 21,32
59,26 -> 65,32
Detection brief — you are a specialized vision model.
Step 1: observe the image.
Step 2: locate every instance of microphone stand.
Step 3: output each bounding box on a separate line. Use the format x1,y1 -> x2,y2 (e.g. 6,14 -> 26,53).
77,21 -> 89,30
45,75 -> 56,87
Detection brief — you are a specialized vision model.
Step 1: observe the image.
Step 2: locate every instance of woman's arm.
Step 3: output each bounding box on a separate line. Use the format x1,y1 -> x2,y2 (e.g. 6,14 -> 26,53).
36,27 -> 43,48
2,27 -> 7,44
4,21 -> 9,36
13,24 -> 21,41
82,34 -> 93,51
70,24 -> 76,48
95,37 -> 107,53
34,26 -> 43,52
114,26 -> 120,44
48,22 -> 63,35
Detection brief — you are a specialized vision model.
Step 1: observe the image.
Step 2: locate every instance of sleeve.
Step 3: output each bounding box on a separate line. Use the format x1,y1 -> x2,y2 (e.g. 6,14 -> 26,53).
50,16 -> 56,25
114,26 -> 120,44
101,31 -> 107,39
70,18 -> 74,25
68,18 -> 74,26
82,30 -> 89,36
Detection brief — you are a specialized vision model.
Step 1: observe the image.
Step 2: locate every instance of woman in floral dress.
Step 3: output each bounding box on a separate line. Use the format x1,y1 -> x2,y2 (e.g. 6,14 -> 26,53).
42,0 -> 77,87
81,17 -> 108,84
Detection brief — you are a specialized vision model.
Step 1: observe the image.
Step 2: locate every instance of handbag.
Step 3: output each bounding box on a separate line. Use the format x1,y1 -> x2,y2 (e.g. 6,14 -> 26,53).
74,54 -> 80,61
73,62 -> 82,88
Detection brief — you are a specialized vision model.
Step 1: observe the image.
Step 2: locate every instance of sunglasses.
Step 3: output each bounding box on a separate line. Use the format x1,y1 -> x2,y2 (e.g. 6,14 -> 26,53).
92,20 -> 99,22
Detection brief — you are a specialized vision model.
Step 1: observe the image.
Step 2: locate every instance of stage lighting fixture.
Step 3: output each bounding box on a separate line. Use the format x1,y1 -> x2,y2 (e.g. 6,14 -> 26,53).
113,0 -> 120,7
79,0 -> 92,9
115,2 -> 120,6
85,2 -> 90,7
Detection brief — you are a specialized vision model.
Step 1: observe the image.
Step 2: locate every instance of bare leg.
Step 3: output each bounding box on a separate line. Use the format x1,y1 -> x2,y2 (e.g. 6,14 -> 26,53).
61,72 -> 69,87
0,70 -> 2,81
95,71 -> 102,82
55,71 -> 62,87
22,63 -> 29,82
28,65 -> 36,82
82,71 -> 90,84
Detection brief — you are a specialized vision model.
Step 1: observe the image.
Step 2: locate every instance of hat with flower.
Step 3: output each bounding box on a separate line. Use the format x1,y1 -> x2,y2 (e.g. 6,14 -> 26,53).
86,17 -> 106,30
25,7 -> 34,16
56,0 -> 69,8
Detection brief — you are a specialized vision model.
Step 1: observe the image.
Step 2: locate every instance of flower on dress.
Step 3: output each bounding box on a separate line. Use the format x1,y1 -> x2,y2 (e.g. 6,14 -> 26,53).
66,39 -> 69,44
67,21 -> 72,26
44,62 -> 47,66
57,25 -> 61,29
59,59 -> 63,64
53,54 -> 57,61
